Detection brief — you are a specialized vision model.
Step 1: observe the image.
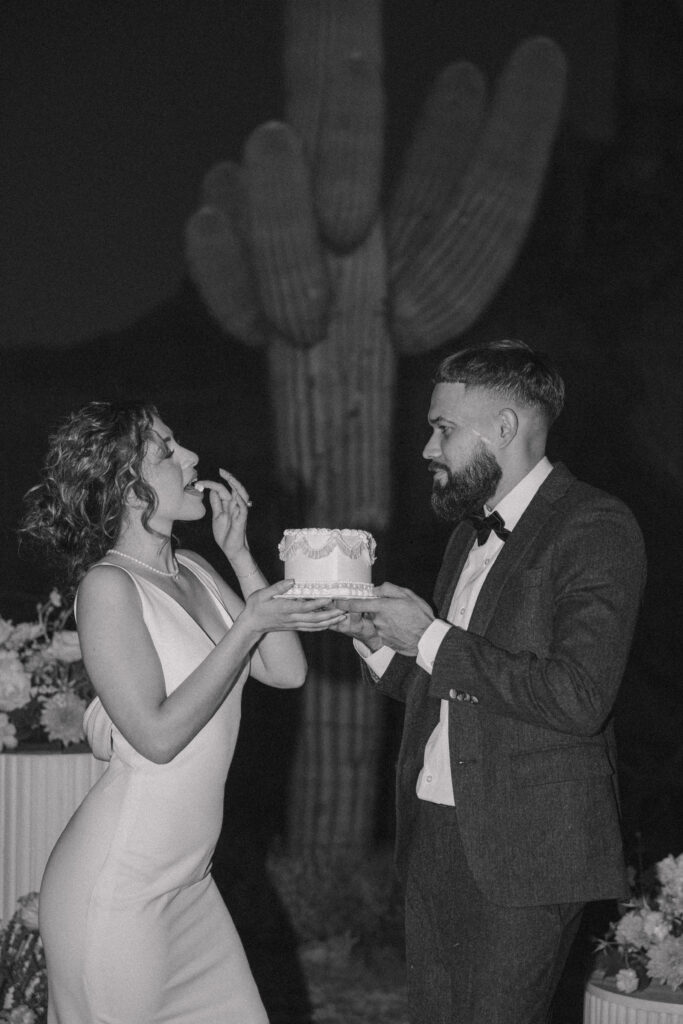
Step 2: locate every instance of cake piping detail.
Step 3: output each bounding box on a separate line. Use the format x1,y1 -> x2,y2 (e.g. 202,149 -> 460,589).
278,529 -> 376,563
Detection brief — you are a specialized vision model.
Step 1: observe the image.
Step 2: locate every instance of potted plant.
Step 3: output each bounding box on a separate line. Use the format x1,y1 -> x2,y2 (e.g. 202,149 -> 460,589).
586,854 -> 683,1023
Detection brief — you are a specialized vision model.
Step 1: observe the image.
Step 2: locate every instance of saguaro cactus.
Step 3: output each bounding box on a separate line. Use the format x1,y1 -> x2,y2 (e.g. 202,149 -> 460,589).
186,0 -> 566,854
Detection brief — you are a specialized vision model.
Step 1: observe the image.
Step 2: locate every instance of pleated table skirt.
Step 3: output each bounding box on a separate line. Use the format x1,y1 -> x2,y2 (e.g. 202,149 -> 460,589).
0,750 -> 106,919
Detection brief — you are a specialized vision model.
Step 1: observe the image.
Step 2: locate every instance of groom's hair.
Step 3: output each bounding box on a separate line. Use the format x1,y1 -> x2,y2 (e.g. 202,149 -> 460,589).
435,339 -> 565,426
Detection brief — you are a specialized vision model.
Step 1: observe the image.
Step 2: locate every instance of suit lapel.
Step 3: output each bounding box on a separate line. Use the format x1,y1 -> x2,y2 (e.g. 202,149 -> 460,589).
465,463 -> 575,635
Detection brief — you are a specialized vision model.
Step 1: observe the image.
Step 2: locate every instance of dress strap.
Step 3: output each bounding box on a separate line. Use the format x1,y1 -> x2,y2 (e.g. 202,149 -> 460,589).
175,554 -> 232,622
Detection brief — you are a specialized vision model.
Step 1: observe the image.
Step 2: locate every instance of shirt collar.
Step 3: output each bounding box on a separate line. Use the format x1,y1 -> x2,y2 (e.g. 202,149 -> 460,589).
484,456 -> 553,532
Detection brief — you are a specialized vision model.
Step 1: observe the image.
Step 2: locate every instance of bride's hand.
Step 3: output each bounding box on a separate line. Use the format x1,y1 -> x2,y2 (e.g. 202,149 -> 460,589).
197,469 -> 250,560
240,581 -> 347,634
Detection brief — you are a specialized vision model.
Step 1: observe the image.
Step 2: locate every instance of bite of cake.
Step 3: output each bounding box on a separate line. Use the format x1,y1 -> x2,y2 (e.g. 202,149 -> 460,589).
278,528 -> 376,598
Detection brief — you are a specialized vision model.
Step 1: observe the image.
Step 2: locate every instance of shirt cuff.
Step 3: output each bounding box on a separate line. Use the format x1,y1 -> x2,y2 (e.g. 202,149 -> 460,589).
416,619 -> 453,674
353,640 -> 395,677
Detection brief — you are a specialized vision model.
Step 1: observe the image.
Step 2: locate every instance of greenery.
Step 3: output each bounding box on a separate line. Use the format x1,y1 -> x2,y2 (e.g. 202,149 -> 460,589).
267,844 -> 405,952
267,845 -> 408,1024
0,894 -> 46,1024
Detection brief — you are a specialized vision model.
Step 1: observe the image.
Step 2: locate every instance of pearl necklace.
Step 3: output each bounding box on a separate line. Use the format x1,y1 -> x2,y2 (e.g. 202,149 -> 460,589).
106,549 -> 180,579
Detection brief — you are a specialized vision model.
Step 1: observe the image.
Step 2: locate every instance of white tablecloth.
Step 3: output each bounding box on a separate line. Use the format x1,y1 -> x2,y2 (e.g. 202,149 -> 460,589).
0,750 -> 106,921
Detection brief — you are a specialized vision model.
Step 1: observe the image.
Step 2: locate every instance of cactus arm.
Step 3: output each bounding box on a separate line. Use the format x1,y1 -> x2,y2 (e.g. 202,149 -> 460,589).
245,121 -> 331,347
283,0 -> 330,158
200,160 -> 251,240
185,206 -> 267,347
312,1 -> 384,251
387,61 -> 487,283
391,37 -> 567,353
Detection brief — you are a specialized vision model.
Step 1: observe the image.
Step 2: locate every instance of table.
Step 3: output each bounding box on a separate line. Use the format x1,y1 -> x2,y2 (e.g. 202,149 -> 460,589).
0,750 -> 106,920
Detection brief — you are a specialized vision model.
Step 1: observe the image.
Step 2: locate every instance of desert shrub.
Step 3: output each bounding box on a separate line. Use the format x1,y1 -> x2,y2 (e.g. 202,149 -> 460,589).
267,844 -> 404,953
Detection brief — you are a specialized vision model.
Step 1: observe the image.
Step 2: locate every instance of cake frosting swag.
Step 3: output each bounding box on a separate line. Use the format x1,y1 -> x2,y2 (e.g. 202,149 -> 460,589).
278,528 -> 376,598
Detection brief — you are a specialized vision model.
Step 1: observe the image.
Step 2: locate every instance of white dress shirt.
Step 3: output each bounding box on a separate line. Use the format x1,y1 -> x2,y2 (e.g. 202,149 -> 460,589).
358,456 -> 553,805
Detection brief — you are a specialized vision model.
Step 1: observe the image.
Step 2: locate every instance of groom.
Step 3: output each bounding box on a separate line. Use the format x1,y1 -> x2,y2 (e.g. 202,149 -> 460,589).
334,340 -> 646,1024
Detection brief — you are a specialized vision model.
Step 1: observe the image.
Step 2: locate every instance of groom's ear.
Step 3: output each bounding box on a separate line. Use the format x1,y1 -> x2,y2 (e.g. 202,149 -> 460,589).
494,407 -> 518,448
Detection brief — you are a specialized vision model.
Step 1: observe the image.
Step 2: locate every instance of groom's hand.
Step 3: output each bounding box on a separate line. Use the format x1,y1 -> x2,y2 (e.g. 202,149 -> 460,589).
328,608 -> 383,651
335,582 -> 435,657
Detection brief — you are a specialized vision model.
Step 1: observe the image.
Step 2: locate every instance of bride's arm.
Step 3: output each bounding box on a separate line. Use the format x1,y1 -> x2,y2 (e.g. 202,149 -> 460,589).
77,565 -> 338,762
197,469 -> 324,689
201,548 -> 312,690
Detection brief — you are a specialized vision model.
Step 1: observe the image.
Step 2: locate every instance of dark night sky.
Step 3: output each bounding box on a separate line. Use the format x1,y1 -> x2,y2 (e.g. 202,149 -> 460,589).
1,0 -> 617,351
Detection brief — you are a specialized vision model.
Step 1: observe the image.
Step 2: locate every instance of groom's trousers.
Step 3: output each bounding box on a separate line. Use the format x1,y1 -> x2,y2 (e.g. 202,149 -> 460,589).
404,800 -> 584,1024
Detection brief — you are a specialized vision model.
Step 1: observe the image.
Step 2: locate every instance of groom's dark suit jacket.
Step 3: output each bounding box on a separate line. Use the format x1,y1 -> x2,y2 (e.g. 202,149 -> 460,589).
371,463 -> 646,906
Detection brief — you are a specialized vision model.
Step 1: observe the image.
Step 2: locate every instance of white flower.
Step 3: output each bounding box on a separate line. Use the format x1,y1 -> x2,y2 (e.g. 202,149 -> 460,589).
0,617 -> 14,645
643,910 -> 670,943
17,892 -> 40,931
615,909 -> 649,949
8,1007 -> 37,1024
0,711 -> 18,751
40,691 -> 86,745
44,630 -> 81,664
658,854 -> 683,917
5,622 -> 42,649
0,651 -> 32,711
616,968 -> 639,994
48,589 -> 62,608
647,934 -> 683,990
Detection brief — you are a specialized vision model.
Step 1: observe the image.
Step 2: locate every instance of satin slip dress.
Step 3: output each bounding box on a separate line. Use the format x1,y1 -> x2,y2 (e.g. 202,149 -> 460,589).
39,554 -> 268,1024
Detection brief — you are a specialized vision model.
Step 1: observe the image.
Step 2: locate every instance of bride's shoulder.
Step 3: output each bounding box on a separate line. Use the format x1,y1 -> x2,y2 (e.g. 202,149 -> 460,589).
78,560 -> 138,602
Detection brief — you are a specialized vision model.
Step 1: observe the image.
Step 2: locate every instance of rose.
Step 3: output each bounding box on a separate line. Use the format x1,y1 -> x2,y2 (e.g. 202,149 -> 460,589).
7,1007 -> 38,1024
615,968 -> 639,994
643,910 -> 670,943
647,934 -> 683,990
4,622 -> 42,649
658,854 -> 683,915
0,651 -> 32,711
44,630 -> 82,664
614,909 -> 649,949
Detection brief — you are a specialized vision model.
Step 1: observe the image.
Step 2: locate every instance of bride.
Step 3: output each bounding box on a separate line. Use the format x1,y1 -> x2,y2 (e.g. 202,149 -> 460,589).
21,399 -> 343,1024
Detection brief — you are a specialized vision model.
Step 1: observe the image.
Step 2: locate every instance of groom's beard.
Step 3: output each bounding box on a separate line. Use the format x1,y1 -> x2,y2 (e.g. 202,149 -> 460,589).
430,445 -> 502,522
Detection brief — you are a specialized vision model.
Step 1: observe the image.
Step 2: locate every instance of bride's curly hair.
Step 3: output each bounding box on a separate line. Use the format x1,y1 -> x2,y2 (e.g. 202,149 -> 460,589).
20,400 -> 162,591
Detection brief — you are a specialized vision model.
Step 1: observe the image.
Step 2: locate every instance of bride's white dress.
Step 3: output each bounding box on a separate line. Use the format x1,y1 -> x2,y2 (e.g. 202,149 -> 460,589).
39,554 -> 268,1023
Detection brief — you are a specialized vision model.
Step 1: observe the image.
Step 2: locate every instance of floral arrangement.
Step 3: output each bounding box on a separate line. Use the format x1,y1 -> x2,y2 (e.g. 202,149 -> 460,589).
595,853 -> 683,995
0,591 -> 94,751
0,893 -> 46,1023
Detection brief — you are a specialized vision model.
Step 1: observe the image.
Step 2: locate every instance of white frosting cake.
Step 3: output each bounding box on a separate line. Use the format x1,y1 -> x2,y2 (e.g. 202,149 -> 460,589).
278,528 -> 376,598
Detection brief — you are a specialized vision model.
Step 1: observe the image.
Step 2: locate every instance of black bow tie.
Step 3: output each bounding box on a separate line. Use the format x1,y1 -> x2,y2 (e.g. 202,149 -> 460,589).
466,509 -> 510,546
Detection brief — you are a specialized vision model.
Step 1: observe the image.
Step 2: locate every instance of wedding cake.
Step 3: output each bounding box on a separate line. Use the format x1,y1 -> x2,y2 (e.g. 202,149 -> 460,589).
278,528 -> 376,598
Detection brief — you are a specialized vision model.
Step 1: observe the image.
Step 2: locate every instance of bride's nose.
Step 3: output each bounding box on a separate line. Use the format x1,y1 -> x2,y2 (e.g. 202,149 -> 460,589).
182,445 -> 199,466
